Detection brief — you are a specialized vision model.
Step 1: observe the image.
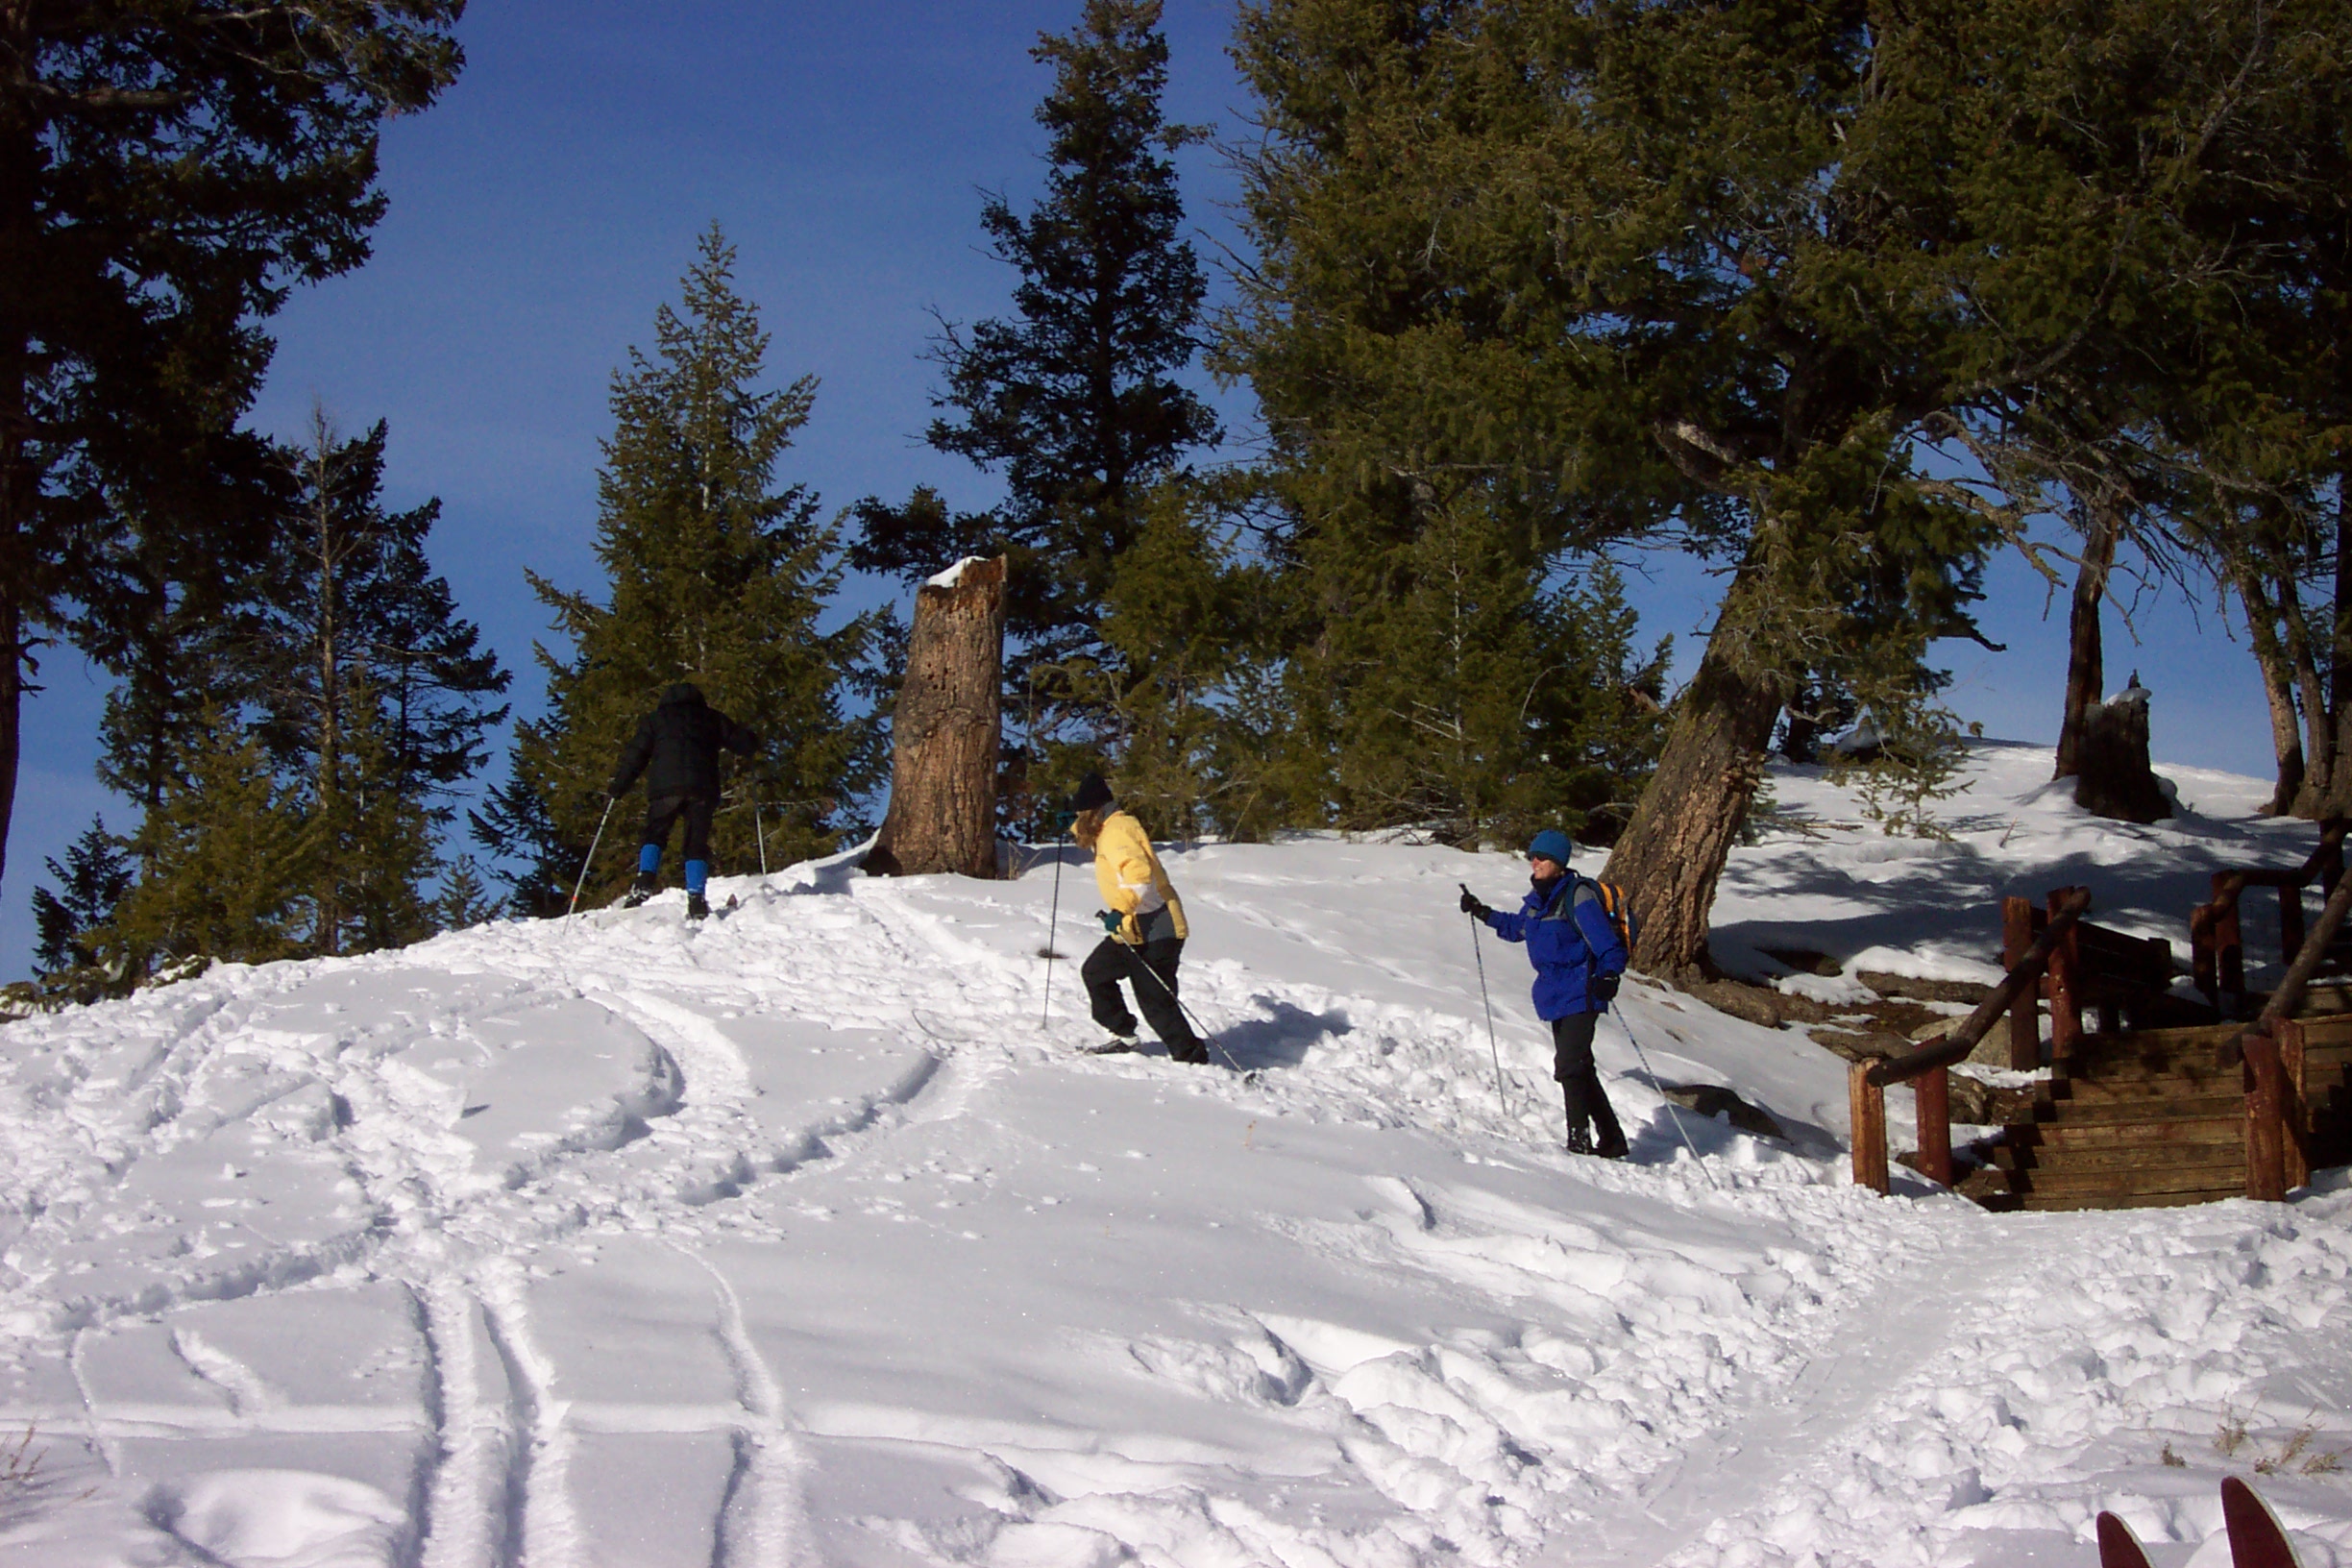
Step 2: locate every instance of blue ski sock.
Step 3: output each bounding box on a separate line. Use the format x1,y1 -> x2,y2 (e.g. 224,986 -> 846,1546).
638,844 -> 661,874
685,859 -> 709,895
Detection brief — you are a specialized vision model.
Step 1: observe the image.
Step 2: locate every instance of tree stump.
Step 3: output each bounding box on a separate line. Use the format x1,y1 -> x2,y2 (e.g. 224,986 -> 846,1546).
866,556 -> 1008,877
2074,678 -> 2171,823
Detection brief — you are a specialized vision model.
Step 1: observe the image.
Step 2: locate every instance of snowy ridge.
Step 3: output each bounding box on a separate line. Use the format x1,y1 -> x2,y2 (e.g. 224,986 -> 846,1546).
0,743 -> 2343,1565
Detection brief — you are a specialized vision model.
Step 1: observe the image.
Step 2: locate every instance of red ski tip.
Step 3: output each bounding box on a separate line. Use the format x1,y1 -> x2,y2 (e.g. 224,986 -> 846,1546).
2221,1476 -> 2302,1568
2095,1511 -> 2154,1568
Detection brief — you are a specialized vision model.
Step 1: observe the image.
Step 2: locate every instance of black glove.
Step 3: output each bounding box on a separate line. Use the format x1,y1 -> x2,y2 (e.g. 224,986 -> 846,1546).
1590,970 -> 1622,1005
1458,885 -> 1489,919
1099,909 -> 1125,934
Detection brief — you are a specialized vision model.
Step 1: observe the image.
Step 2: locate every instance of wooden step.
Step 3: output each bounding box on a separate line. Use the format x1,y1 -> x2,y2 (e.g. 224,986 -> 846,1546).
2006,1165 -> 2244,1200
2020,1115 -> 2242,1150
1990,1141 -> 2241,1176
2035,1094 -> 2242,1125
2008,1187 -> 2241,1213
2056,1071 -> 2237,1101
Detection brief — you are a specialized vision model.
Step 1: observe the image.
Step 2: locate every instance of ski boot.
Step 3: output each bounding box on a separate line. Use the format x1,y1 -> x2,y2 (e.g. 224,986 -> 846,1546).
686,891 -> 710,920
1564,1126 -> 1595,1157
620,871 -> 658,909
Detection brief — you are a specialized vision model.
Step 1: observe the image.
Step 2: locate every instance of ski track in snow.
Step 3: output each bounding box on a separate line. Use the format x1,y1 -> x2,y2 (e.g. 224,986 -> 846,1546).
0,750 -> 2348,1565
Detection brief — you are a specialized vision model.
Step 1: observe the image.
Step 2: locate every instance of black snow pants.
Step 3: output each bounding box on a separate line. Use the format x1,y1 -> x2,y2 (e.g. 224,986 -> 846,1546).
1083,935 -> 1207,1064
1551,1011 -> 1626,1156
641,790 -> 718,866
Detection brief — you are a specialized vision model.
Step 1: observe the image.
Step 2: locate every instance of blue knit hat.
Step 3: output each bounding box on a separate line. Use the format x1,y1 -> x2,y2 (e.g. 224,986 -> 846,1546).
1528,828 -> 1574,864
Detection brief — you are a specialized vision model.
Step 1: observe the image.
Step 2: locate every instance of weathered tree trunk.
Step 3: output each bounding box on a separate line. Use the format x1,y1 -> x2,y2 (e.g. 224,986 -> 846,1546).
2074,685 -> 2170,822
2282,571 -> 2337,817
0,73 -> 31,896
2052,503 -> 2118,780
2318,475 -> 2352,820
1602,576 -> 1785,980
2233,567 -> 2306,816
866,556 -> 1008,878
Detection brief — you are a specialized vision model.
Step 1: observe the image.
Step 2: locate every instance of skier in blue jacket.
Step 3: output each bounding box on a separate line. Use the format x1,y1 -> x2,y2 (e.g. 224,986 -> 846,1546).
1460,828 -> 1629,1156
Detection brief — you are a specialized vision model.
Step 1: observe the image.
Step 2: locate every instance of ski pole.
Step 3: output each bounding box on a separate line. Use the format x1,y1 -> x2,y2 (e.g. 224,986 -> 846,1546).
568,797 -> 616,921
1041,816 -> 1070,1027
754,796 -> 769,877
1609,999 -> 1720,1189
1464,889 -> 1510,1117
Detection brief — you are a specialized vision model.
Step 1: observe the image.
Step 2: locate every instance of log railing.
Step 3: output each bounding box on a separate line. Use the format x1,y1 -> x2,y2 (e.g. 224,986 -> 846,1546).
2191,820 -> 2348,1012
1850,889 -> 2093,1193
2226,870 -> 2352,1201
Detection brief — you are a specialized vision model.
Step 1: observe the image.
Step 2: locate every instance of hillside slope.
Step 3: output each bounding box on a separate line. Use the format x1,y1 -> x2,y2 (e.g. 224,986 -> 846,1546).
0,744 -> 2344,1567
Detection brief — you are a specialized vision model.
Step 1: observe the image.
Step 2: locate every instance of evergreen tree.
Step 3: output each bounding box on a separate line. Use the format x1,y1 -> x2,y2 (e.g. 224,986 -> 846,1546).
1223,0 -> 2289,976
31,816 -> 134,978
483,227 -> 881,908
102,704 -> 312,970
850,0 -> 1219,778
0,1 -> 465,892
437,855 -> 501,931
210,412 -> 502,953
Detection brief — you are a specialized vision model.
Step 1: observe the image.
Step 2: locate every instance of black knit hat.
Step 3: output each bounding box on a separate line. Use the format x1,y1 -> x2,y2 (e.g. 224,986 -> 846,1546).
1072,772 -> 1115,813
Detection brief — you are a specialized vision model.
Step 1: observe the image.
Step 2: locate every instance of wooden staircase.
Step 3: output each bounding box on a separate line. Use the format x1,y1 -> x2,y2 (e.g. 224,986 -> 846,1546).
1962,1017 -> 2352,1212
1850,844 -> 2352,1210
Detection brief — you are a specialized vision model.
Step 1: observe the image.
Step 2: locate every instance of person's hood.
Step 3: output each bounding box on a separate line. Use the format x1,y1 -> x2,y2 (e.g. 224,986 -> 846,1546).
660,682 -> 706,707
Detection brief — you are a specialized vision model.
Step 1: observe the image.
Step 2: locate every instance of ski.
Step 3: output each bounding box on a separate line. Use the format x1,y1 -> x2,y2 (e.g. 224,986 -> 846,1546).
2222,1477 -> 2302,1568
2095,1511 -> 2154,1568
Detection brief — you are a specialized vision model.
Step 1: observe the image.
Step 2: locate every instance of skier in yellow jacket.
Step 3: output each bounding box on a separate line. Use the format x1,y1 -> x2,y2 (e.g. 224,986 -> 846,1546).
1070,772 -> 1207,1063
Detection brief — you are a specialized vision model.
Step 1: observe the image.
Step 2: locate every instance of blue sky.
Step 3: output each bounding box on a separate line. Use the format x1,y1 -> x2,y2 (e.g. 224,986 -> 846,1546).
3,1 -> 2276,980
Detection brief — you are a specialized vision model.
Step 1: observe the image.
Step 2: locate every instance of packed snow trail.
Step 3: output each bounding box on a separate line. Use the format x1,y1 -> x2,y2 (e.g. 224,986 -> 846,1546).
0,748 -> 2346,1565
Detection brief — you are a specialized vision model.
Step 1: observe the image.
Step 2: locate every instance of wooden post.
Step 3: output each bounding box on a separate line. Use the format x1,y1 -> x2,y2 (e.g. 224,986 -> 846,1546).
2280,884 -> 2305,973
2217,885 -> 2245,1000
1850,1060 -> 1889,1194
2243,1026 -> 2287,1203
2191,900 -> 2217,1004
2046,888 -> 2086,1065
2278,1017 -> 2311,1192
2003,895 -> 2041,1071
1914,1066 -> 1951,1188
864,556 -> 1009,879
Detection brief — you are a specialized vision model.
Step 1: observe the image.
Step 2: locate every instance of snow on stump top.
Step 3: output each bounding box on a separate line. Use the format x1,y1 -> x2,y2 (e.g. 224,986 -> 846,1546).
925,554 -> 989,592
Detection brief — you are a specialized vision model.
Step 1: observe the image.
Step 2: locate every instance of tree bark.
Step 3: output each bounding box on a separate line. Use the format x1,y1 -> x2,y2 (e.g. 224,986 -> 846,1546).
2282,571 -> 2336,817
866,556 -> 1008,878
2233,567 -> 2306,816
1602,574 -> 1786,980
2052,503 -> 2118,780
2321,474 -> 2352,819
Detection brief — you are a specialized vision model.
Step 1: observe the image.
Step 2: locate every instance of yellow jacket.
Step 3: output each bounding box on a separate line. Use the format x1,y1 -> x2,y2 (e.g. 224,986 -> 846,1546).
1090,810 -> 1188,943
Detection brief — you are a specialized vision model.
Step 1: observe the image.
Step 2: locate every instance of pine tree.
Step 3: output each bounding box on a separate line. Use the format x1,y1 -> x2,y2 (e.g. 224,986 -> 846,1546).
103,704 -> 312,970
850,0 -> 1218,770
0,2 -> 465,893
484,227 -> 881,908
1223,0 -> 2291,975
31,816 -> 134,978
208,411 -> 502,954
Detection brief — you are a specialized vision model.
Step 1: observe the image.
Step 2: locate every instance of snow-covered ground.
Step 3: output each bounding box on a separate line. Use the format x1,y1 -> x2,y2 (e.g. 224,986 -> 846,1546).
0,742 -> 2345,1567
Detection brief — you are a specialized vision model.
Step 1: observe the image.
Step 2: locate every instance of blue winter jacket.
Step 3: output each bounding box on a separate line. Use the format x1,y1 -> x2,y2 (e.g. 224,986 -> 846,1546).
1483,873 -> 1628,1020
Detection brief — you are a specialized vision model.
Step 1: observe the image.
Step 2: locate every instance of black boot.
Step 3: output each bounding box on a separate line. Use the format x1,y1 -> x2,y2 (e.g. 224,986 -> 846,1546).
1563,1083 -> 1594,1155
686,891 -> 710,919
621,870 -> 658,909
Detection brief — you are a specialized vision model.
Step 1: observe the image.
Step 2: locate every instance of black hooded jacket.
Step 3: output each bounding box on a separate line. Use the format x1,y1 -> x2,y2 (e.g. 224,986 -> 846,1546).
608,684 -> 760,799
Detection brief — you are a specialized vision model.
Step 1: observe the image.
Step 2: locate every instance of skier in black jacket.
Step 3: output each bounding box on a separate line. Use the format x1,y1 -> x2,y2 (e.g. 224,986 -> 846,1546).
607,683 -> 760,919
